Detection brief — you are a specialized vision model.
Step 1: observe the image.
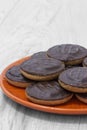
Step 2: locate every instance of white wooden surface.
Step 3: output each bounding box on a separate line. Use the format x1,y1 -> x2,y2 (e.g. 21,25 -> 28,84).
0,0 -> 87,130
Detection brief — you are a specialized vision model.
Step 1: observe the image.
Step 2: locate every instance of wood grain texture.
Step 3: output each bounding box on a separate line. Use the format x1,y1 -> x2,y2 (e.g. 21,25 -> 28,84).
0,0 -> 87,130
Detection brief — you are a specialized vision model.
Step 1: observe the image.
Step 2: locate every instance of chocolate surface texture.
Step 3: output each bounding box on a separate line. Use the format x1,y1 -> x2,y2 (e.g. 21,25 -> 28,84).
59,67 -> 87,88
26,81 -> 71,100
20,58 -> 65,75
6,65 -> 30,82
31,51 -> 48,59
47,44 -> 87,62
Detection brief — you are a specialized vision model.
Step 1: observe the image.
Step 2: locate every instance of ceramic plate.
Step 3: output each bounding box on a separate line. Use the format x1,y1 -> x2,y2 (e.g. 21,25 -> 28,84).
1,57 -> 87,115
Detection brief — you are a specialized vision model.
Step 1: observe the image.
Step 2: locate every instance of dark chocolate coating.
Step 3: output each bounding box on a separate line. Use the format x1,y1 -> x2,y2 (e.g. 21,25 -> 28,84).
31,51 -> 48,59
59,67 -> 87,88
20,58 -> 65,76
26,81 -> 72,100
6,65 -> 32,82
47,44 -> 87,62
83,57 -> 87,66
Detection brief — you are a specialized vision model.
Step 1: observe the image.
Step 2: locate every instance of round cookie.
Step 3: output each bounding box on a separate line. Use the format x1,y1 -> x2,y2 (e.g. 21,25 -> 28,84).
47,44 -> 87,65
31,51 -> 48,59
83,57 -> 87,67
20,58 -> 65,81
5,65 -> 33,88
59,67 -> 87,93
75,93 -> 87,103
25,81 -> 73,106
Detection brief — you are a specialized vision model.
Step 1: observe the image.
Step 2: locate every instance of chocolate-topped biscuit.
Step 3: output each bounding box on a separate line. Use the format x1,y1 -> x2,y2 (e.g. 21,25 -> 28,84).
31,51 -> 48,59
25,81 -> 73,105
83,57 -> 87,67
5,65 -> 33,88
59,67 -> 87,93
20,58 -> 65,81
75,93 -> 87,103
47,44 -> 87,65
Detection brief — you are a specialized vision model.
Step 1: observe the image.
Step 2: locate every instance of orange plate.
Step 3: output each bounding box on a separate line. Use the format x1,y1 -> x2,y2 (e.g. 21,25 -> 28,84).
1,56 -> 87,115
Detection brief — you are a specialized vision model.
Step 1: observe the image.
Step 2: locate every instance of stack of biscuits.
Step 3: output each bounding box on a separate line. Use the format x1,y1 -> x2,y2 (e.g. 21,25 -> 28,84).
5,44 -> 87,106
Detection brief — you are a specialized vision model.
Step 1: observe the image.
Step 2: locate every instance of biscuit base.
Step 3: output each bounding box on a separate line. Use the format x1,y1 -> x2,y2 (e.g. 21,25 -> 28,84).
75,94 -> 87,103
20,69 -> 62,81
65,57 -> 84,65
5,77 -> 31,88
25,92 -> 73,106
48,55 -> 85,65
59,80 -> 87,93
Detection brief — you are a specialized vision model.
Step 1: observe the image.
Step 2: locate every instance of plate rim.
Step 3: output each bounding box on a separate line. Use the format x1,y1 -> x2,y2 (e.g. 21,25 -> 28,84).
1,57 -> 87,115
